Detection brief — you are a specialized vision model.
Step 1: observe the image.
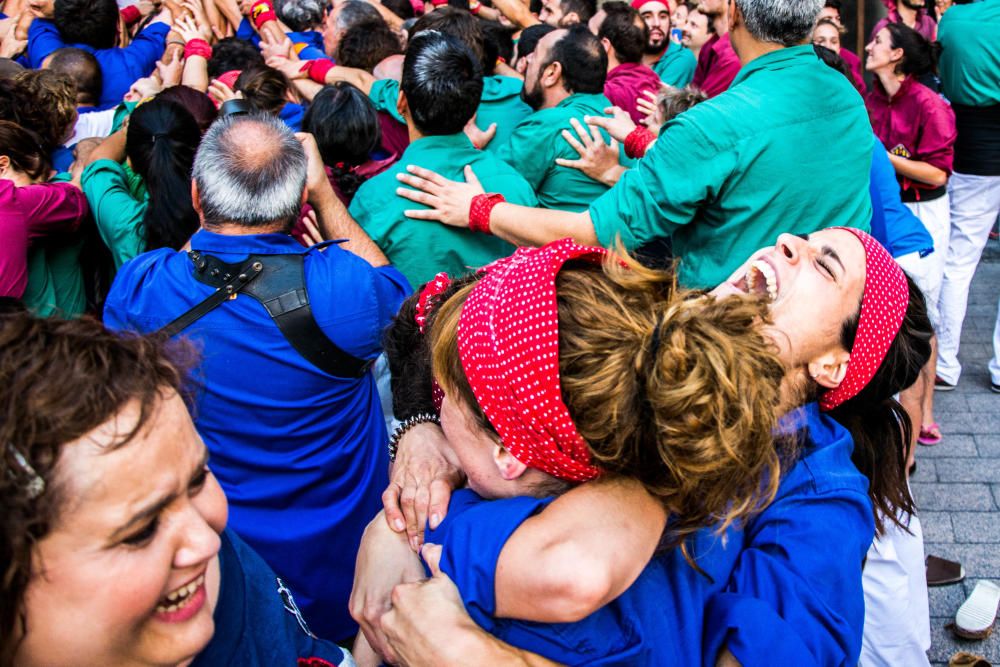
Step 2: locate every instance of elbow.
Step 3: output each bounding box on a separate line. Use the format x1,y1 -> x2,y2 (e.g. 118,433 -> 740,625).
929,171 -> 949,188
532,545 -> 615,622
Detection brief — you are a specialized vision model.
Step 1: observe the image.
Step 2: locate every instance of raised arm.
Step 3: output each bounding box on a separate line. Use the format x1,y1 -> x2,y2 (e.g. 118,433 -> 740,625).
490,0 -> 540,28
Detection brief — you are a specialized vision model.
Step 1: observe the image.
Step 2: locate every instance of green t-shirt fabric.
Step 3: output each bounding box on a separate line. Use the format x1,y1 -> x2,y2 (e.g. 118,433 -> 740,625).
589,45 -> 873,289
349,132 -> 538,287
22,172 -> 86,317
937,0 -> 1000,107
367,75 -> 533,153
652,41 -> 697,88
81,159 -> 148,270
497,92 -> 635,212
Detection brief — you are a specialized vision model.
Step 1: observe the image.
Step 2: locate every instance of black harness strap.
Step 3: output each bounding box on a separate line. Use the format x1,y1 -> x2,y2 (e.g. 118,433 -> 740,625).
157,250 -> 372,379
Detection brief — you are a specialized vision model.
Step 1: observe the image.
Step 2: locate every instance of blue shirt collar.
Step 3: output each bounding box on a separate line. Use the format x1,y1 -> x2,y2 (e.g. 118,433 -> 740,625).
190,229 -> 306,255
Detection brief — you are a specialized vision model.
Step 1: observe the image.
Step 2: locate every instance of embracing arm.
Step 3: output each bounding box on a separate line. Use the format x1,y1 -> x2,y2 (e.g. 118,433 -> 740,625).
887,153 -> 949,188
489,0 -> 540,28
495,477 -> 666,621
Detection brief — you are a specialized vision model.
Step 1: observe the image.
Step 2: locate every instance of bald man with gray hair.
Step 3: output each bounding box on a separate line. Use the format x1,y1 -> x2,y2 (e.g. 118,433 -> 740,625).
103,112 -> 410,641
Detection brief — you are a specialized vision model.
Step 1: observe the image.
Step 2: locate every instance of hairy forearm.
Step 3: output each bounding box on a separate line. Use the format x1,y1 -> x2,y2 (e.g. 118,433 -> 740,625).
495,477 -> 666,621
490,204 -> 599,248
888,153 -> 948,188
88,128 -> 128,166
310,186 -> 389,266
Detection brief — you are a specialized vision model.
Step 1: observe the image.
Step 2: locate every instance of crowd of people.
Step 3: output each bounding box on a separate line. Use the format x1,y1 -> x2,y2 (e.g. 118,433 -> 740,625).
1,0 -> 998,664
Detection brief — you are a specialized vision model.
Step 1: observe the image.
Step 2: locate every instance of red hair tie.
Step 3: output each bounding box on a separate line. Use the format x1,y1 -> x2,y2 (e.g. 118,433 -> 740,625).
458,239 -> 605,482
415,272 -> 452,335
819,227 -> 909,412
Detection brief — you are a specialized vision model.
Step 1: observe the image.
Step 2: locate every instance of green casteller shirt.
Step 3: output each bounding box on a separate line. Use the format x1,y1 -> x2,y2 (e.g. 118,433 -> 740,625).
368,75 -> 533,153
652,41 -> 697,88
349,132 -> 537,287
497,92 -> 635,212
81,159 -> 149,270
589,45 -> 873,289
22,174 -> 87,317
937,0 -> 1000,107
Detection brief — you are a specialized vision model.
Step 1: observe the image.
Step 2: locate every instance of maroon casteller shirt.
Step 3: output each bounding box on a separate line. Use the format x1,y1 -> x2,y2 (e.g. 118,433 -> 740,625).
691,33 -> 741,98
604,62 -> 663,124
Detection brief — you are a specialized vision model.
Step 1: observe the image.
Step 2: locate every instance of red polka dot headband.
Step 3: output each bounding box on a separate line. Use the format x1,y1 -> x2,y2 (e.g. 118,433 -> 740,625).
457,239 -> 605,482
819,227 -> 909,412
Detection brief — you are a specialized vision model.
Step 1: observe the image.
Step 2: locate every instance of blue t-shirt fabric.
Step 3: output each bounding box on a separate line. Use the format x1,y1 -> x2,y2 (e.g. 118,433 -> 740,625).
868,139 -> 934,258
427,403 -> 874,666
27,19 -> 169,107
192,529 -> 353,666
104,230 -> 410,640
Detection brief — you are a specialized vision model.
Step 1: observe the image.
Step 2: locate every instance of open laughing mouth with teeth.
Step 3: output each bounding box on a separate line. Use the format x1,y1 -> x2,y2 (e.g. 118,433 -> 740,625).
154,573 -> 206,622
743,259 -> 778,301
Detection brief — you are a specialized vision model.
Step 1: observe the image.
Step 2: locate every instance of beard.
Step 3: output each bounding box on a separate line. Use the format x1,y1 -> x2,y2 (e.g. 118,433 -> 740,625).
900,0 -> 926,8
520,77 -> 545,111
645,34 -> 668,54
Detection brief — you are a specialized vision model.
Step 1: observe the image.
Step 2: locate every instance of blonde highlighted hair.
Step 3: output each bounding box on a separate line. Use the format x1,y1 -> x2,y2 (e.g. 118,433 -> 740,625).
431,251 -> 786,546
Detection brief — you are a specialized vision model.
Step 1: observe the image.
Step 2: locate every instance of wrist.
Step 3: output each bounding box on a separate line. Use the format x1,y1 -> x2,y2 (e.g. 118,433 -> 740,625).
469,193 -> 504,234
389,413 -> 441,462
250,0 -> 277,28
300,58 -> 335,84
184,37 -> 212,60
623,126 -> 655,159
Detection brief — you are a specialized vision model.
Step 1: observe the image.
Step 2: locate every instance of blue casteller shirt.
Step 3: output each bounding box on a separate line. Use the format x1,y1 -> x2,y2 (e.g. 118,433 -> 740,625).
868,140 -> 934,259
193,529 -> 354,666
104,230 -> 410,641
427,403 -> 874,666
27,19 -> 169,108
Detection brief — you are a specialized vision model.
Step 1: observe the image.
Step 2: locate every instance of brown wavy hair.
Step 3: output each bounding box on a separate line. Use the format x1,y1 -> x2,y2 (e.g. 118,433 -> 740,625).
0,313 -> 194,666
430,253 -> 786,549
9,70 -> 77,151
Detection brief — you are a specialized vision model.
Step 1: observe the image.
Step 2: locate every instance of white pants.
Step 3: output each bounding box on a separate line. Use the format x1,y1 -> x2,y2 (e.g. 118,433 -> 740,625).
902,196 -> 950,329
936,172 -> 1000,384
860,513 -> 931,667
990,294 -> 1000,385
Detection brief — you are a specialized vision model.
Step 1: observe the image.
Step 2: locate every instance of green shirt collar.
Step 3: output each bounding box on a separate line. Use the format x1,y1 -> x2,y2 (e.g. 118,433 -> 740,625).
404,132 -> 477,158
730,44 -> 814,88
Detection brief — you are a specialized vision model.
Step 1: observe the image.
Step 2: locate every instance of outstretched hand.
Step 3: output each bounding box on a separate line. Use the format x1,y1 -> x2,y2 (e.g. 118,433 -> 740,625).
585,106 -> 637,144
555,116 -> 625,187
396,164 -> 486,229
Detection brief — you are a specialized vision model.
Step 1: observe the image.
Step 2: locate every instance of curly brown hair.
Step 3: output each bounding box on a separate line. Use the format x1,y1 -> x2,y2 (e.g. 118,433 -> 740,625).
430,253 -> 787,550
10,70 -> 77,151
0,313 -> 193,666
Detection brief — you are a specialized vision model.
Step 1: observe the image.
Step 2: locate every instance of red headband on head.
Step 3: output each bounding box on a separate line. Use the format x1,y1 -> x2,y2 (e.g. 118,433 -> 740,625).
631,0 -> 666,9
819,227 -> 909,412
458,239 -> 605,482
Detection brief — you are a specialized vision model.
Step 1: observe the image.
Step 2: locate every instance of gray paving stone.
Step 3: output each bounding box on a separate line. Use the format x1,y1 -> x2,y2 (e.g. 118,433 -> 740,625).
928,616 -> 1000,665
920,511 -> 954,542
935,458 -> 1000,483
912,483 -> 996,511
938,412 -> 1000,435
918,435 -> 979,458
934,391 -> 969,414
950,512 -> 1000,543
966,394 -> 1000,413
927,582 -> 967,618
912,459 -> 939,482
976,435 -> 1000,458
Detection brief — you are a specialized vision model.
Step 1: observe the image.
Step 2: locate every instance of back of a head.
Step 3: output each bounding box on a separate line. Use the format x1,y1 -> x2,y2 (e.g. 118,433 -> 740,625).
126,99 -> 202,251
411,8 -> 489,74
193,113 -> 307,231
381,0 -> 414,20
480,18 -> 515,68
53,0 -> 118,50
336,17 -> 402,72
560,0 -> 598,24
335,1 -> 382,31
207,38 -> 265,79
47,48 -> 102,107
9,70 -> 77,151
402,30 -> 484,136
156,85 -> 218,134
429,254 -> 785,543
547,24 -> 607,94
0,312 -> 191,666
885,22 -> 939,77
657,85 -> 707,123
598,1 -> 647,64
734,0 -> 823,47
0,59 -> 24,80
0,120 -> 52,183
235,66 -> 290,115
303,82 -> 381,200
514,23 -> 556,64
274,0 -> 324,32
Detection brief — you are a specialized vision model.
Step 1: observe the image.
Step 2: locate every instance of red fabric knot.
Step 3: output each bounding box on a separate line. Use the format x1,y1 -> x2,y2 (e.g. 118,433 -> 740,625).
819,227 -> 909,412
624,126 -> 655,159
120,4 -> 141,25
469,193 -> 504,234
457,238 -> 605,482
415,272 -> 452,335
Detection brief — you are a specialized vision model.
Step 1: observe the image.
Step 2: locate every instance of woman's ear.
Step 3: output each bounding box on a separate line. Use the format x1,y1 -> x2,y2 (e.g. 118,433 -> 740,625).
807,349 -> 851,390
493,444 -> 528,481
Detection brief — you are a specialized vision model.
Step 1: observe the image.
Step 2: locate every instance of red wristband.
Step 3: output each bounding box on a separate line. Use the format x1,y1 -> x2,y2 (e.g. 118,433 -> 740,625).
469,193 -> 504,234
184,38 -> 213,60
299,58 -> 335,83
624,126 -> 655,159
431,0 -> 447,6
469,0 -> 481,13
120,4 -> 141,24
250,0 -> 277,29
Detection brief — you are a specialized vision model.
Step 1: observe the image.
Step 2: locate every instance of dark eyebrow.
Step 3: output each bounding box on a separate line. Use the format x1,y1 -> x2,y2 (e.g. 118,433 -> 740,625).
110,450 -> 210,541
821,245 -> 846,274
